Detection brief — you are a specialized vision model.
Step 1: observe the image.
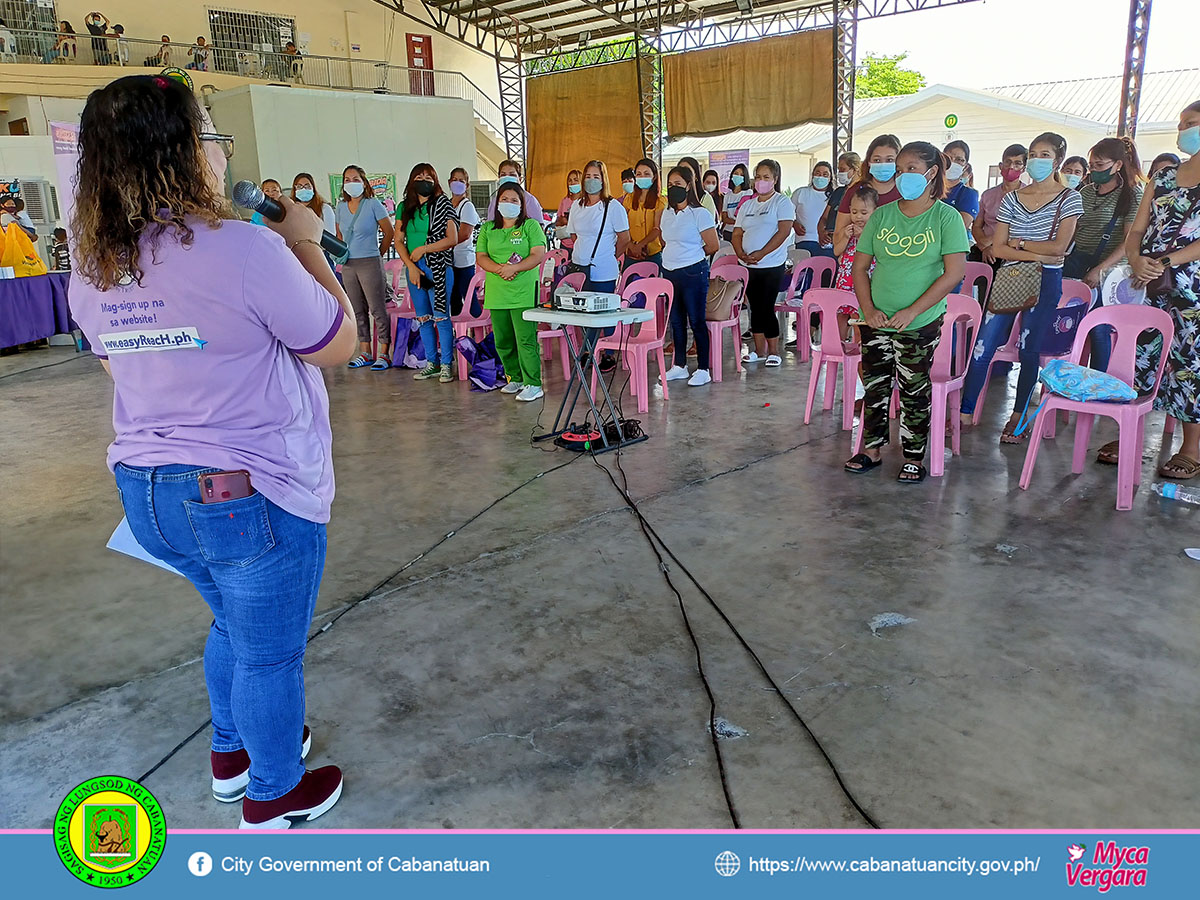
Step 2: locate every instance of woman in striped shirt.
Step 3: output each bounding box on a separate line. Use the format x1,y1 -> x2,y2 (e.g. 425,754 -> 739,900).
960,132 -> 1083,442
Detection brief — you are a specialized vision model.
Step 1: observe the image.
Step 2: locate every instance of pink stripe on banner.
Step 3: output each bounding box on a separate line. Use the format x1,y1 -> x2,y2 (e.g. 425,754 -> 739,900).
5,827 -> 1199,835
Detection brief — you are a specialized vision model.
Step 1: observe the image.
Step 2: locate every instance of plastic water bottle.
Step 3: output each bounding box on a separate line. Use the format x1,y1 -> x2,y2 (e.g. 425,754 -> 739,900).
1153,482 -> 1200,505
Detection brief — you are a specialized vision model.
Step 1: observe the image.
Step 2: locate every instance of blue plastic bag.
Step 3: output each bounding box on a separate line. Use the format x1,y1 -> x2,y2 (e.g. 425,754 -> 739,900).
1014,359 -> 1137,435
454,332 -> 505,391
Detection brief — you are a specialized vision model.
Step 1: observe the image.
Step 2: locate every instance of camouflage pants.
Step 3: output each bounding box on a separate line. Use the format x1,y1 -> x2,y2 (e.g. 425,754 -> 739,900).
860,321 -> 942,460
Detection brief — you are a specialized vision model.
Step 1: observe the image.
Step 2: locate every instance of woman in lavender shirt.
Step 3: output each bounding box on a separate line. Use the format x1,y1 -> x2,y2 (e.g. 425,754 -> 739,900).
69,75 -> 357,829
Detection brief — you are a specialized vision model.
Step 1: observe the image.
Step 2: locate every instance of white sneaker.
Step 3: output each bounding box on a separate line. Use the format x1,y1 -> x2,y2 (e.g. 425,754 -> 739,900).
516,384 -> 544,402
500,381 -> 524,394
687,369 -> 712,386
665,365 -> 690,381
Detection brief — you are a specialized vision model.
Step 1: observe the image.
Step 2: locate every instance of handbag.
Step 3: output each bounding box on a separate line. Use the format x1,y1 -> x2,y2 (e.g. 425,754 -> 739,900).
988,190 -> 1071,314
565,199 -> 610,282
1014,358 -> 1137,435
705,275 -> 742,321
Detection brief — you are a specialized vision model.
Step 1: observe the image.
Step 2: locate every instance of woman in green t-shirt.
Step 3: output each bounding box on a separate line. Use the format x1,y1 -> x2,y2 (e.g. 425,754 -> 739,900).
476,184 -> 548,402
845,141 -> 969,483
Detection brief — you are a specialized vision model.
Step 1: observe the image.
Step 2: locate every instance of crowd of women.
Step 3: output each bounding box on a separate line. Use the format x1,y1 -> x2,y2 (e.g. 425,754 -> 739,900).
253,97 -> 1200,485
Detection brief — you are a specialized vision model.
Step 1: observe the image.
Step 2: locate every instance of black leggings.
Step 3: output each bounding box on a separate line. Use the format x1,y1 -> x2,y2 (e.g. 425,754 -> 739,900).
746,265 -> 785,339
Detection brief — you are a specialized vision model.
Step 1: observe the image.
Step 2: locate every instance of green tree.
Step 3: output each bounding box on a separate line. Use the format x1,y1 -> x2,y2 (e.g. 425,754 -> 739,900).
855,52 -> 927,99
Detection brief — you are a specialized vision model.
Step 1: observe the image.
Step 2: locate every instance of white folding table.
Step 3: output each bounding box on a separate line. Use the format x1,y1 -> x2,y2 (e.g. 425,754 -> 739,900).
523,306 -> 655,453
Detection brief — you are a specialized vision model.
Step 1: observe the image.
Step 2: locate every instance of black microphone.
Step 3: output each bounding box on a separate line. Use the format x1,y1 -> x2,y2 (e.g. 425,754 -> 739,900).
232,180 -> 348,260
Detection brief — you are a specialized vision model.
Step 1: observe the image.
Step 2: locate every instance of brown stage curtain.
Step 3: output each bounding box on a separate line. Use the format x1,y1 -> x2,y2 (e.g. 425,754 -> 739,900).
663,29 -> 835,137
527,60 -> 644,210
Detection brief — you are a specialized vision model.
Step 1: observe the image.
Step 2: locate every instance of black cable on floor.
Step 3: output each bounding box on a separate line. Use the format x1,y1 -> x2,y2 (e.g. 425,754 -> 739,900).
135,453 -> 585,785
594,446 -> 882,830
0,354 -> 90,380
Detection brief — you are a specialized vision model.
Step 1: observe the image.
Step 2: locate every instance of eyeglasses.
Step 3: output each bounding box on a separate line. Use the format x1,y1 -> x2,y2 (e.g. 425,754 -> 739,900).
199,133 -> 234,160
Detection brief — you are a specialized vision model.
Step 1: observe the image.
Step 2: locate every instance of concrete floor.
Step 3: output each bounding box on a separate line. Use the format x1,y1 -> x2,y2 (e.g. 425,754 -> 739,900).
2,338 -> 1198,830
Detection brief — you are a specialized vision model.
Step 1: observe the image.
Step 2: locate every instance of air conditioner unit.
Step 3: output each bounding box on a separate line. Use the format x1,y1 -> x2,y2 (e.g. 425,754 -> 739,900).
19,178 -> 58,226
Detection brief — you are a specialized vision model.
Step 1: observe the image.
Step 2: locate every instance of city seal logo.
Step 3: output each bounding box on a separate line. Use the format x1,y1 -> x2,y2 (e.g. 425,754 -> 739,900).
54,776 -> 166,888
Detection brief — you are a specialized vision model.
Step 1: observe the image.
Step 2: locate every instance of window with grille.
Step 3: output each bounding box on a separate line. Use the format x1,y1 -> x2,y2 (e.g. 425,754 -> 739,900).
0,0 -> 58,31
205,6 -> 296,77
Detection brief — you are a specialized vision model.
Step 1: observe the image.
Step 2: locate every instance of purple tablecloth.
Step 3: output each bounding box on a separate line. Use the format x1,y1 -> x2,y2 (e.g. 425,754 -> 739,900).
0,272 -> 73,348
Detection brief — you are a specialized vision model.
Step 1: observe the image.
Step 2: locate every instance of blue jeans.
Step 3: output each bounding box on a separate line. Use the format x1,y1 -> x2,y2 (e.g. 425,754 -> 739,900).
114,464 -> 326,801
584,277 -> 618,342
796,241 -> 834,258
450,264 -> 476,317
409,259 -> 454,366
665,260 -> 711,370
961,265 -> 1064,416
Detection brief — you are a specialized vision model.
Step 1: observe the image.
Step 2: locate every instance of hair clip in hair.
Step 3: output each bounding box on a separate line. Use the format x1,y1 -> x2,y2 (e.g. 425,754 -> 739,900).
152,76 -> 170,88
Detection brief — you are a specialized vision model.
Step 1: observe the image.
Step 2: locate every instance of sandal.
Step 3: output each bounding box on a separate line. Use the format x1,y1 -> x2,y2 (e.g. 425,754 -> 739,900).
1000,421 -> 1028,444
765,354 -> 782,367
898,462 -> 927,484
844,453 -> 882,474
1158,453 -> 1200,480
347,354 -> 373,369
370,355 -> 392,371
1096,439 -> 1120,465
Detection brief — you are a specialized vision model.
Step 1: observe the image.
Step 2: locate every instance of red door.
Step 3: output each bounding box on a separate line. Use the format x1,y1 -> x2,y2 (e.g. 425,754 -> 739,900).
407,34 -> 434,96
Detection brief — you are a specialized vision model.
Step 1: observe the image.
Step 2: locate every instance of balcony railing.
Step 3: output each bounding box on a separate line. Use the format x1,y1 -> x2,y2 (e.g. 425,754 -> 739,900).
0,28 -> 504,138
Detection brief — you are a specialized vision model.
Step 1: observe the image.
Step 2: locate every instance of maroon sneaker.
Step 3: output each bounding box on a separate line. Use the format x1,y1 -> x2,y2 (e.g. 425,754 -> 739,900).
211,726 -> 311,803
239,766 -> 343,829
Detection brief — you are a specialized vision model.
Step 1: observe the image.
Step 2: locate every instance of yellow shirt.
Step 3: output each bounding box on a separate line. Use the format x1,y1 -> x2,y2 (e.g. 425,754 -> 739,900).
622,193 -> 666,256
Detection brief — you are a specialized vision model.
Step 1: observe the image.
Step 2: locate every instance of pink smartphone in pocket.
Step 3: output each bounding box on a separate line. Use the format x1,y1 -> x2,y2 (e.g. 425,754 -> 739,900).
198,470 -> 254,503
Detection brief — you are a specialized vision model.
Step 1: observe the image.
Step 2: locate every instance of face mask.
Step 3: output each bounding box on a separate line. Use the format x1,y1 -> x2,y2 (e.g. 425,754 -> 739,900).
498,175 -> 518,186
1177,125 -> 1200,157
667,185 -> 689,206
836,171 -> 851,186
1088,167 -> 1117,186
450,181 -> 468,196
704,183 -> 717,193
623,182 -> 635,194
812,176 -> 830,190
584,177 -> 603,194
755,178 -> 774,195
1064,174 -> 1084,189
1002,166 -> 1024,182
869,162 -> 896,182
497,201 -> 521,220
294,188 -> 314,203
730,174 -> 745,187
635,177 -> 653,190
1026,158 -> 1055,182
946,162 -> 966,181
415,180 -> 435,198
896,171 -> 932,201
344,181 -> 364,198
568,183 -> 582,194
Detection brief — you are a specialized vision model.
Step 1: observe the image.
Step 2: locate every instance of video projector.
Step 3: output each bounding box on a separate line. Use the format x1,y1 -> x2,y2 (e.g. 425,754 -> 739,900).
551,288 -> 621,313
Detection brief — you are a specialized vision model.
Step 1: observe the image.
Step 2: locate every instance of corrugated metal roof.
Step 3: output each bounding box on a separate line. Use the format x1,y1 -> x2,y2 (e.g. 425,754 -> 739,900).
988,68 -> 1200,129
665,69 -> 1200,157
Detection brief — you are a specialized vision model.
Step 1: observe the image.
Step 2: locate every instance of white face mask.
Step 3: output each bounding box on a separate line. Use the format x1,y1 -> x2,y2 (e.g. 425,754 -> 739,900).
344,181 -> 364,198
946,162 -> 966,181
836,171 -> 851,186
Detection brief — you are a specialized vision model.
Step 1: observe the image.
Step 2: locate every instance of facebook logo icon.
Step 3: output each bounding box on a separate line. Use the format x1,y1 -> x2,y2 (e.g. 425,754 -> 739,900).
188,852 -> 213,877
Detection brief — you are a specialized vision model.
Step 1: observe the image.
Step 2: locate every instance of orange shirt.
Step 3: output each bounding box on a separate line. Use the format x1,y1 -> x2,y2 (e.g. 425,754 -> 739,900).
622,192 -> 666,256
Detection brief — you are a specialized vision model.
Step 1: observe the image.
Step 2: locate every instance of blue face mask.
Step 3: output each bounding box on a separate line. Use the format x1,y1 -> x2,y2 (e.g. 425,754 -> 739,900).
1178,125 -> 1200,157
498,175 -> 519,186
1027,158 -> 1055,182
568,183 -> 582,194
869,162 -> 896,182
896,171 -> 932,201
812,175 -> 831,190
730,174 -> 745,187
635,176 -> 653,190
623,182 -> 635,194
294,188 -> 314,203
1064,174 -> 1083,189
584,177 -> 603,194
497,201 -> 521,220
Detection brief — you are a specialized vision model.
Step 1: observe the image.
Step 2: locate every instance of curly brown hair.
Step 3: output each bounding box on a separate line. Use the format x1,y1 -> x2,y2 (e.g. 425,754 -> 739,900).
72,75 -> 227,290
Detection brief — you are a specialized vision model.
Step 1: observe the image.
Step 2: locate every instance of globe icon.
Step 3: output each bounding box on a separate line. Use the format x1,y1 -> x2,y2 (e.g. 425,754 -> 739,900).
714,850 -> 741,877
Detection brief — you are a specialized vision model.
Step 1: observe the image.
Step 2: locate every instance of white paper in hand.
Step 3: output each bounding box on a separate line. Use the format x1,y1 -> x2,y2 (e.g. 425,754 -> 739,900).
107,517 -> 185,577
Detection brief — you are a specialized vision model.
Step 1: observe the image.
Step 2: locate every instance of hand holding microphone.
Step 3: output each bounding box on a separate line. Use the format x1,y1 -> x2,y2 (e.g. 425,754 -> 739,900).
233,180 -> 348,259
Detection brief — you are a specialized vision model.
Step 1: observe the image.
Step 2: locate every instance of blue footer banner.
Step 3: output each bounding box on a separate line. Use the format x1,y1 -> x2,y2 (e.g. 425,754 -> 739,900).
3,830 -> 1196,897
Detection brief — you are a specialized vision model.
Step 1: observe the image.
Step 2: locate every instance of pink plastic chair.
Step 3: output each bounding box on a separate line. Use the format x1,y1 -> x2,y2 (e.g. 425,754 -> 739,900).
537,250 -> 568,360
962,261 -> 993,306
537,272 -> 584,376
802,289 -> 860,431
711,254 -> 741,271
929,294 -> 984,477
779,257 -> 838,363
374,259 -> 415,357
706,264 -> 750,382
617,261 -> 660,293
1018,305 -> 1175,510
451,271 -> 492,380
590,278 -> 674,414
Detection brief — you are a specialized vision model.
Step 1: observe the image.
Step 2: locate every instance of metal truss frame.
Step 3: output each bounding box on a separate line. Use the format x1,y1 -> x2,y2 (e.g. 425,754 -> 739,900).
1117,0 -> 1152,138
832,0 -> 857,162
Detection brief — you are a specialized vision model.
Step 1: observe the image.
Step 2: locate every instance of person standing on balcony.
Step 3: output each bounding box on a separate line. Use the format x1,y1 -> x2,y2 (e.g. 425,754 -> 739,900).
447,167 -> 481,316
335,165 -> 396,370
186,36 -> 209,72
84,12 -> 111,65
487,159 -> 542,223
112,24 -> 128,66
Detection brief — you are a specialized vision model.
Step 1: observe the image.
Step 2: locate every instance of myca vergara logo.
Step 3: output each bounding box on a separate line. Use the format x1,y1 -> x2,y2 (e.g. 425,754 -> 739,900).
54,776 -> 166,888
1065,841 -> 1149,893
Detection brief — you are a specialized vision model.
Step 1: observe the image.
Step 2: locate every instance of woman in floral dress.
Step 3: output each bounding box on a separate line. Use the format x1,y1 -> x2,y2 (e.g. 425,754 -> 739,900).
1128,100 -> 1200,480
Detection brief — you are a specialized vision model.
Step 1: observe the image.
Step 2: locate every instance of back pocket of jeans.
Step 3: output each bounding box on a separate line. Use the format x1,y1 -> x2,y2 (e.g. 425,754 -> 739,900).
183,493 -> 275,566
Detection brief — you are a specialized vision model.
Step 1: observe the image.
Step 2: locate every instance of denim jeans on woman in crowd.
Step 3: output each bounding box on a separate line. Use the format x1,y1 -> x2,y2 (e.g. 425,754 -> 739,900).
114,463 -> 326,802
664,260 -> 711,370
409,259 -> 455,366
961,265 -> 1064,418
